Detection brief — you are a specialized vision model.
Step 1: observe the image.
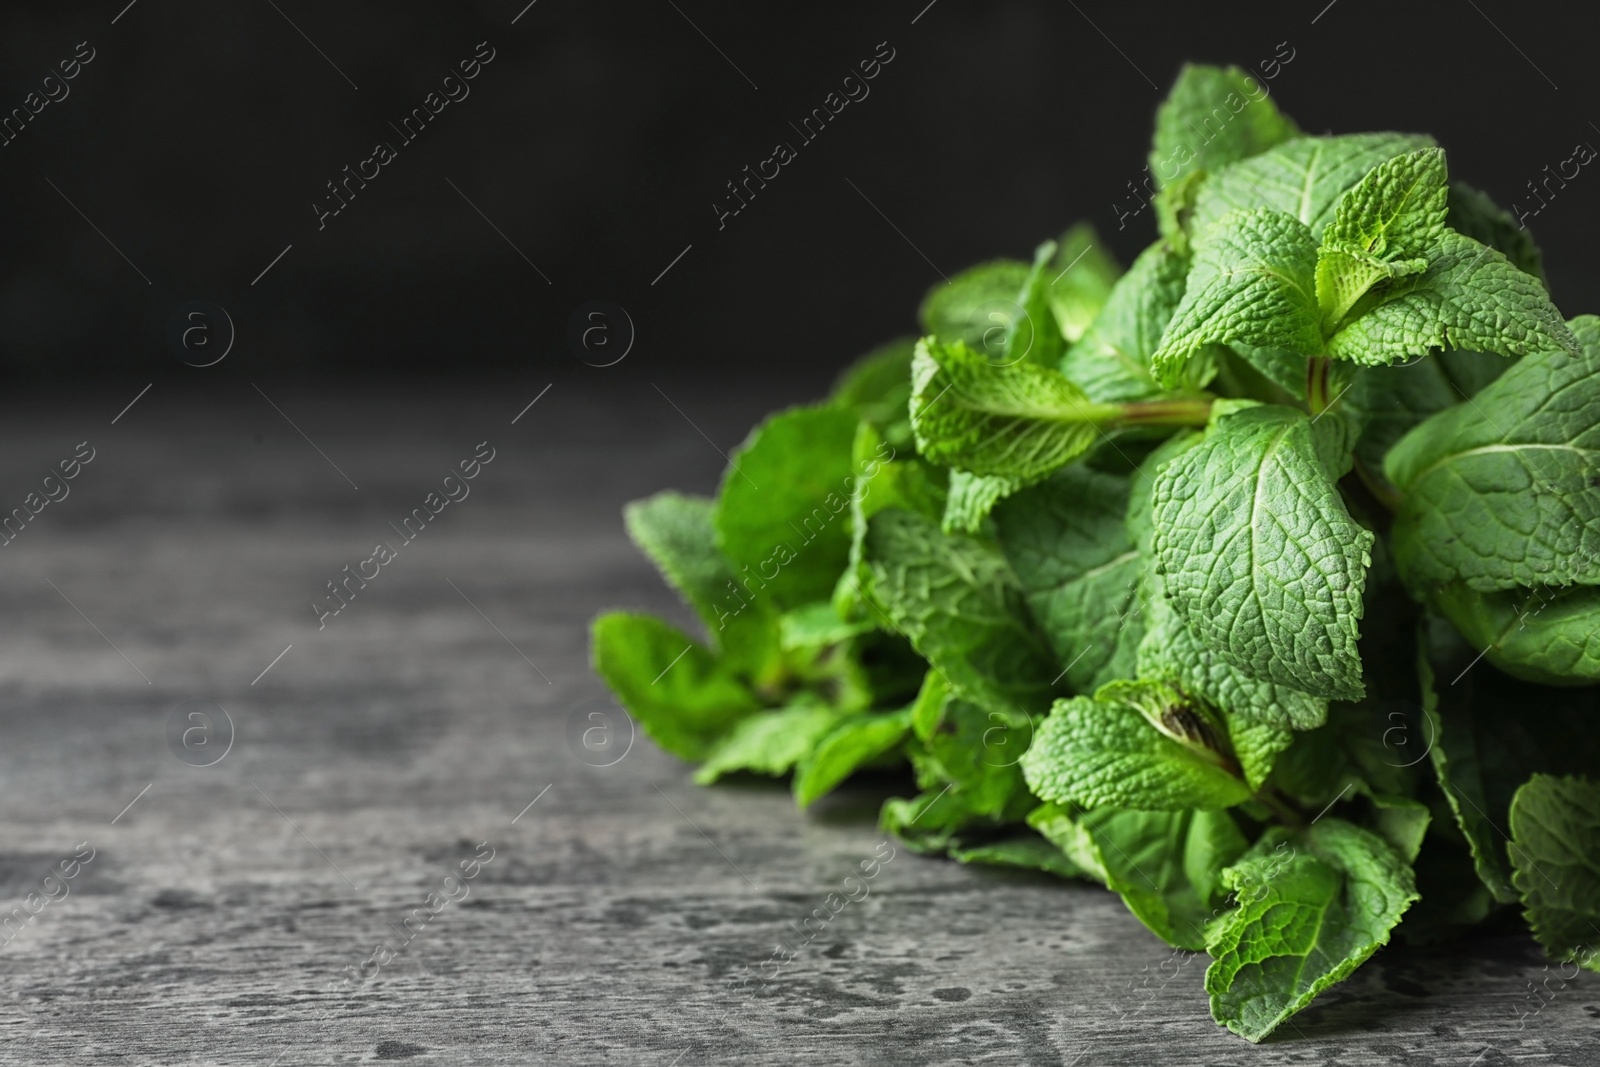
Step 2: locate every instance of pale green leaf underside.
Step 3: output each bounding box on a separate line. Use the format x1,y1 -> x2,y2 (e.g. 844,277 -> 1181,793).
1020,680 -> 1252,812
1205,820 -> 1419,1042
793,709 -> 912,806
1153,209 -> 1321,387
941,468 -> 1038,534
1152,405 -> 1372,701
910,339 -> 1112,479
1385,315 -> 1600,591
694,705 -> 845,785
1431,582 -> 1600,685
1509,774 -> 1600,972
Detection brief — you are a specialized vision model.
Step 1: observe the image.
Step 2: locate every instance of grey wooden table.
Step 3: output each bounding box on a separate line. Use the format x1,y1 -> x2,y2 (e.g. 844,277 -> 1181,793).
0,379 -> 1593,1066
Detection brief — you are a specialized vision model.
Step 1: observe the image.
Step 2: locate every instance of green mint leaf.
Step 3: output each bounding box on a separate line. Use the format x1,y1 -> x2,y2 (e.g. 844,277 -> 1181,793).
909,687 -> 1036,822
590,613 -> 759,761
778,601 -> 873,651
880,789 -> 975,855
1315,147 -> 1448,329
693,704 -> 846,785
1005,239 -> 1069,368
1151,209 -> 1321,388
949,833 -> 1095,880
1149,64 -> 1299,189
1020,679 -> 1253,812
910,338 -> 1115,479
831,337 -> 917,445
1045,222 -> 1121,343
1065,240 -> 1214,402
1190,133 -> 1436,242
940,469 -> 1038,534
1385,315 -> 1600,592
865,508 -> 1057,716
835,421 -> 946,622
1509,774 -> 1600,973
1205,819 -> 1419,1042
793,708 -> 912,807
715,403 -> 861,611
1431,581 -> 1600,686
624,490 -> 779,674
993,466 -> 1142,692
1152,404 -> 1373,700
1327,231 -> 1578,367
919,258 -> 1032,357
1089,808 -> 1251,951
1447,181 -> 1544,281
1369,794 -> 1432,865
1421,629 -> 1600,901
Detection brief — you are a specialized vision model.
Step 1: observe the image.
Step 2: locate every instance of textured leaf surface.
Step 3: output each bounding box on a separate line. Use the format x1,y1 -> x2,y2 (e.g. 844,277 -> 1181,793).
865,508 -> 1057,716
941,469 -> 1038,534
1149,64 -> 1299,187
1190,133 -> 1436,241
1152,404 -> 1373,700
910,340 -> 1114,479
1327,232 -> 1578,367
1509,775 -> 1600,972
590,613 -> 758,762
1064,240 -> 1203,402
1089,808 -> 1250,950
693,705 -> 845,785
1020,680 -> 1252,812
715,404 -> 859,610
1385,315 -> 1600,591
1315,148 -> 1448,328
1431,582 -> 1600,685
1152,210 -> 1321,387
1205,820 -> 1419,1042
994,466 -> 1142,692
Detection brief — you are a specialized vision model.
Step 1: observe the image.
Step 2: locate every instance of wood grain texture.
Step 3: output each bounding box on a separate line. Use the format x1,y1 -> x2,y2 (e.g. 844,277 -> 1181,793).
0,382 -> 1594,1066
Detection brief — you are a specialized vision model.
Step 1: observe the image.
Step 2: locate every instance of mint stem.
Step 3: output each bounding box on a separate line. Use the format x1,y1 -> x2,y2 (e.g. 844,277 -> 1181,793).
1115,398 -> 1213,427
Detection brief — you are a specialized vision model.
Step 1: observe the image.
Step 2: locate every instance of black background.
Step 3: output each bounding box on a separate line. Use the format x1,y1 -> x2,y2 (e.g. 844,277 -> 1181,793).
1,0 -> 1595,392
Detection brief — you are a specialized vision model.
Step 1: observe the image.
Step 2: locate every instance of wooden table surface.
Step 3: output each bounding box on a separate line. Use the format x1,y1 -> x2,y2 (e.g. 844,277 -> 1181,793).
0,379 -> 1594,1066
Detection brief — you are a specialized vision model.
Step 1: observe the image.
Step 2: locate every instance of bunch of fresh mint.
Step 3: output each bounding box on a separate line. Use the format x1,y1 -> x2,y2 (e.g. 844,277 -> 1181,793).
592,64 -> 1600,1041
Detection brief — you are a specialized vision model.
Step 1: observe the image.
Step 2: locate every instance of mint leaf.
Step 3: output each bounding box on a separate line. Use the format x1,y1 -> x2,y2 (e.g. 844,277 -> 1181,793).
831,337 -> 917,444
919,258 -> 1032,358
865,508 -> 1057,716
1149,64 -> 1299,188
835,421 -> 946,622
993,466 -> 1142,692
1089,808 -> 1250,951
910,339 -> 1114,479
1152,404 -> 1373,700
1509,774 -> 1600,973
941,468 -> 1038,534
1448,181 -> 1544,280
1385,315 -> 1600,591
1315,147 -> 1448,329
1190,133 -> 1436,241
1152,209 -> 1321,387
1431,581 -> 1600,685
793,708 -> 912,807
590,613 -> 759,761
694,704 -> 845,785
909,685 -> 1036,822
1045,222 -> 1120,343
1326,231 -> 1578,367
1021,680 -> 1252,812
1205,819 -> 1419,1042
1421,631 -> 1600,901
1065,240 -> 1212,402
949,833 -> 1094,880
715,404 -> 860,611
1006,239 -> 1069,368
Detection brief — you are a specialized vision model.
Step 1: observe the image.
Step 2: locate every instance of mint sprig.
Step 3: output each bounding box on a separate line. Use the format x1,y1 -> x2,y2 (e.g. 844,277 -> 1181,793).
590,64 -> 1600,1043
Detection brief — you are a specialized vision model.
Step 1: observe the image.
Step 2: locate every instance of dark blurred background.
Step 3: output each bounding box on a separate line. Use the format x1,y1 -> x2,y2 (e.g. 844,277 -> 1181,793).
1,0 -> 1596,392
